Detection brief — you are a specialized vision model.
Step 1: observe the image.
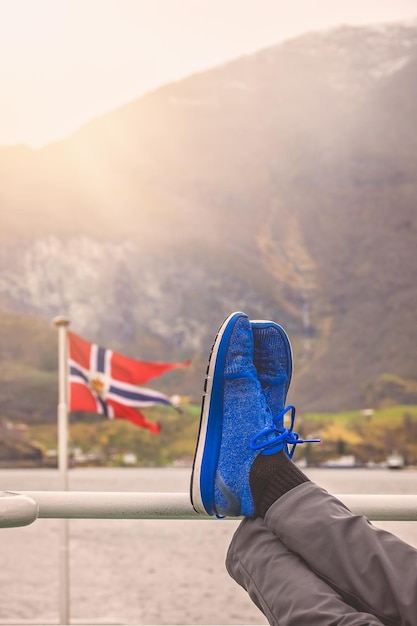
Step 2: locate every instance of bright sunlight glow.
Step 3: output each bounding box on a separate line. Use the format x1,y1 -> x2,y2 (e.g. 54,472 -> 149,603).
0,0 -> 416,148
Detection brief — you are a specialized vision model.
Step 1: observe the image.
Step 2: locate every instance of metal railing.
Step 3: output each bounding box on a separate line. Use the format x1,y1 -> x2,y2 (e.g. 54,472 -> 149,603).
2,491 -> 417,528
1,489 -> 417,625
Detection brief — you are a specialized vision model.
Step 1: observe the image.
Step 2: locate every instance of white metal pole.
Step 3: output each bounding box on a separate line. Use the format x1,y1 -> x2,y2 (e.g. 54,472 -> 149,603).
14,491 -> 417,522
3,491 -> 417,524
53,316 -> 70,626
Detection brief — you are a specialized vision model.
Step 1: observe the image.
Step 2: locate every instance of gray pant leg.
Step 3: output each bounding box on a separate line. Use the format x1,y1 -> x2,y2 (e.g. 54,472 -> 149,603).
226,516 -> 384,626
264,482 -> 417,626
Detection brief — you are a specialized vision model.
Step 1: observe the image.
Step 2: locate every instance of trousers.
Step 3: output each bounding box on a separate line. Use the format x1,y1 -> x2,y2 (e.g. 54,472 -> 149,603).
226,482 -> 417,626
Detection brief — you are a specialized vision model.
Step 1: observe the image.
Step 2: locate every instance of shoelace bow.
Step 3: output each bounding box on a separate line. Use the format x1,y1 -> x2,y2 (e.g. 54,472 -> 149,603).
250,405 -> 320,459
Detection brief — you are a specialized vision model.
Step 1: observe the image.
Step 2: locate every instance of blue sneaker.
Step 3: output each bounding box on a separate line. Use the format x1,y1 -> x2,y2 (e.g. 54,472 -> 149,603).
190,312 -> 297,518
251,319 -> 320,459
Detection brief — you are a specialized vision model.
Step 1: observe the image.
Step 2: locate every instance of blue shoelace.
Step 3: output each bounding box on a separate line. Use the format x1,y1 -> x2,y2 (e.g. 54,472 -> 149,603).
250,405 -> 320,459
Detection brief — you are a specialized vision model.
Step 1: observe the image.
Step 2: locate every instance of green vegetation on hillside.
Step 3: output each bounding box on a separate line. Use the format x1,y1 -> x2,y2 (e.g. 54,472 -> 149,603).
1,403 -> 416,468
25,404 -> 201,467
295,405 -> 417,466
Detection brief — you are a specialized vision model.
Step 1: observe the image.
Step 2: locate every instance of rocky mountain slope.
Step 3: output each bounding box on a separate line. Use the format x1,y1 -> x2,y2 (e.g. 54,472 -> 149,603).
1,22 -> 417,417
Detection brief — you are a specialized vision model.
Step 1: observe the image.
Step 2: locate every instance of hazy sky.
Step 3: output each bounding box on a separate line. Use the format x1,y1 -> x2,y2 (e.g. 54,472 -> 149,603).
1,0 -> 416,148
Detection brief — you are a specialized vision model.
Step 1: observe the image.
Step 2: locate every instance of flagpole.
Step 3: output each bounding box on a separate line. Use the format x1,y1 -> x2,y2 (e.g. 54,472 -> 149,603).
53,316 -> 70,626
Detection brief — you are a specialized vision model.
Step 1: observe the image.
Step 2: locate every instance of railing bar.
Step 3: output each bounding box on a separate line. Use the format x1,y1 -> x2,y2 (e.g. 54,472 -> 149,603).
11,491 -> 417,522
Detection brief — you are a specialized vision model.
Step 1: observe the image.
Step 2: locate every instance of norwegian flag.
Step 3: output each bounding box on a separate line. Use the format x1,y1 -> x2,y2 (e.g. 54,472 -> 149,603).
68,331 -> 190,434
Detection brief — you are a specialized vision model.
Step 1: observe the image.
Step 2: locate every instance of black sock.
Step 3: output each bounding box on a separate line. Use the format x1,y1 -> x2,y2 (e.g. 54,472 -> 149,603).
249,450 -> 310,517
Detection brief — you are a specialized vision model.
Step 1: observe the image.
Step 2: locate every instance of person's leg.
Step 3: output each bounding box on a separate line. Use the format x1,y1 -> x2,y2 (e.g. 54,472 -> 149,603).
226,515 -> 385,626
252,451 -> 417,626
249,319 -> 417,625
190,312 -> 381,625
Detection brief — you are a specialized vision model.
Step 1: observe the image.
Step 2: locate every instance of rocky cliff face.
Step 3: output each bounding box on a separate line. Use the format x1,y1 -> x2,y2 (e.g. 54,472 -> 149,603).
0,233 -> 282,355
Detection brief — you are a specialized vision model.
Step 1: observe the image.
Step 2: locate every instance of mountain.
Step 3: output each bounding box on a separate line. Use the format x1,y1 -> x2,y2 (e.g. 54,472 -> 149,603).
1,22 -> 417,422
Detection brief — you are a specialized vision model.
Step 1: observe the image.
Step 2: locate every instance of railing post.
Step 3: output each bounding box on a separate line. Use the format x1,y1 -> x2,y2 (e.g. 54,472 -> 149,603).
53,316 -> 71,626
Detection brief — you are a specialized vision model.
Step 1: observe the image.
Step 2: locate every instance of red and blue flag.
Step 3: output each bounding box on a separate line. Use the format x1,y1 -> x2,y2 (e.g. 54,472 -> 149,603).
68,331 -> 190,434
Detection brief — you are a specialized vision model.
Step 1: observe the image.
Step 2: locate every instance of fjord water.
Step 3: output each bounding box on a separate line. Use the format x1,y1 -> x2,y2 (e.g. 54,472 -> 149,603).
1,467 -> 416,625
